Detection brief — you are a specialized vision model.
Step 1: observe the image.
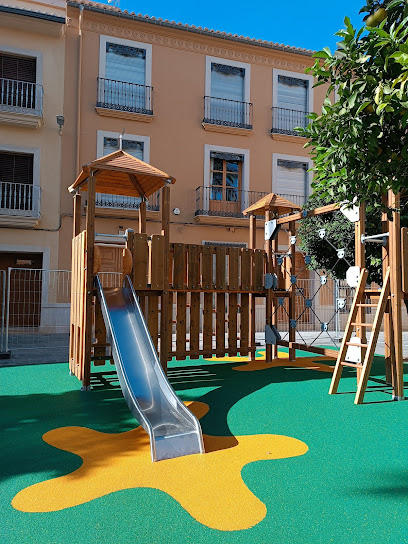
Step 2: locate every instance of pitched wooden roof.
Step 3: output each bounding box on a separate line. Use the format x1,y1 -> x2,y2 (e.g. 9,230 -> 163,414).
242,193 -> 302,216
68,150 -> 176,197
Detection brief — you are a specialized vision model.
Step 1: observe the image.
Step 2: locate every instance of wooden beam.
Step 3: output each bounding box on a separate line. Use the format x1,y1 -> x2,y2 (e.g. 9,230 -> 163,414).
271,235 -> 279,359
264,210 -> 272,362
73,192 -> 82,238
381,193 -> 393,384
288,220 -> 296,360
276,203 -> 340,225
83,171 -> 96,389
160,185 -> 170,373
249,214 -> 257,361
128,173 -> 147,199
388,190 -> 404,399
277,340 -> 338,359
139,199 -> 147,234
354,201 -> 366,382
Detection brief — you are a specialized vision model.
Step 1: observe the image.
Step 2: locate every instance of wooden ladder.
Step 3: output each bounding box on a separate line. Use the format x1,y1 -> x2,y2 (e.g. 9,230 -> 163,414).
329,267 -> 391,404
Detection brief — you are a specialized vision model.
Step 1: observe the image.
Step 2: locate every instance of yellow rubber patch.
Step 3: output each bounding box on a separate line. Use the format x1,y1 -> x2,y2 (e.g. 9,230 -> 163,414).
12,401 -> 308,531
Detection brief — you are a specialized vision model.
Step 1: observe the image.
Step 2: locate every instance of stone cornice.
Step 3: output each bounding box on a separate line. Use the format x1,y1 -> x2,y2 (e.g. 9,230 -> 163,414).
78,17 -> 311,72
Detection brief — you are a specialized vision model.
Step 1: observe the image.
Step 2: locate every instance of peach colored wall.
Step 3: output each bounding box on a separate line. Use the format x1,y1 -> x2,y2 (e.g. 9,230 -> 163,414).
0,12 -> 65,270
59,6 -> 328,270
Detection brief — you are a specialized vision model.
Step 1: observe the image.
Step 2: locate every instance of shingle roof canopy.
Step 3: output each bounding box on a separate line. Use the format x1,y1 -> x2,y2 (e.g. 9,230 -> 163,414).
68,150 -> 176,198
242,193 -> 302,216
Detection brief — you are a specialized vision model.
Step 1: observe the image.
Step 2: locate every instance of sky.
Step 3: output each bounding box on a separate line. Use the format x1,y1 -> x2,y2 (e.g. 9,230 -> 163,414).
100,0 -> 366,52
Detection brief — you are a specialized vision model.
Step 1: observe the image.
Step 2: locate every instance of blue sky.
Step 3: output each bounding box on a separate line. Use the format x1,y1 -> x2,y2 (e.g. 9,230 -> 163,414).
101,0 -> 365,52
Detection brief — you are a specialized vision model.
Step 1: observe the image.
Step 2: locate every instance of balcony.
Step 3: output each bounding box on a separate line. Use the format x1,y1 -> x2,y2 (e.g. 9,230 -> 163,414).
94,191 -> 160,219
195,186 -> 267,225
0,78 -> 43,128
96,78 -> 154,122
195,186 -> 305,226
271,107 -> 309,139
0,182 -> 41,227
203,96 -> 253,134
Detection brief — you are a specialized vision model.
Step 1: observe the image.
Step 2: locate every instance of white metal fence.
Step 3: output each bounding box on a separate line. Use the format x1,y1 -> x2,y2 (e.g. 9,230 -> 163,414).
1,268 -> 407,364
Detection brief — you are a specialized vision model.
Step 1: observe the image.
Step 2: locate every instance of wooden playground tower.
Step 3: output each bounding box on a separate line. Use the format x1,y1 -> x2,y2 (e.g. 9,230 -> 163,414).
243,191 -> 406,403
68,151 -> 405,403
68,151 -> 269,389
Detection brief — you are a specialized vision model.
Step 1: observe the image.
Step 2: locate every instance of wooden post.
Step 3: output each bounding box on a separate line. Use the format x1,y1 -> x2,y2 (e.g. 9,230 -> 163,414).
388,190 -> 404,399
83,170 -> 96,389
139,199 -> 147,234
271,235 -> 279,360
264,209 -> 273,363
160,185 -> 170,373
73,192 -> 82,237
288,221 -> 296,360
354,201 -> 366,382
249,214 -> 257,361
381,193 -> 393,384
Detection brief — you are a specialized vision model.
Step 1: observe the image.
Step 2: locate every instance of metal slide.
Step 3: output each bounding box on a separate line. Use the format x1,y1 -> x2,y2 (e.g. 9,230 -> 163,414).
95,275 -> 204,462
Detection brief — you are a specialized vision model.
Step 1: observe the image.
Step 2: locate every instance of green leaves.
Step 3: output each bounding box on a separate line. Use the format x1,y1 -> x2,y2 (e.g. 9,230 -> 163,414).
390,51 -> 408,65
301,0 -> 408,206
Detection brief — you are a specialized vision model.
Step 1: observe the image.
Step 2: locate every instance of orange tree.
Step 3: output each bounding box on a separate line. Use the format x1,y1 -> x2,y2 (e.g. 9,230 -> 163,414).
297,0 -> 408,282
298,0 -> 408,205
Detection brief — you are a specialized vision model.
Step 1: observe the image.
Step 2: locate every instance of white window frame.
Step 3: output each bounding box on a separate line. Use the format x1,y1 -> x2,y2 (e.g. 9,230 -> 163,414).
99,35 -> 152,87
272,153 -> 312,203
205,56 -> 251,103
0,45 -> 43,86
204,144 -> 250,212
0,143 -> 41,214
96,130 -> 150,162
272,68 -> 314,112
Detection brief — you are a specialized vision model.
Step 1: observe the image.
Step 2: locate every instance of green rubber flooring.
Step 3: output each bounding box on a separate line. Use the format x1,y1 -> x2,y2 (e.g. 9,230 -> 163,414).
2,351 -> 408,544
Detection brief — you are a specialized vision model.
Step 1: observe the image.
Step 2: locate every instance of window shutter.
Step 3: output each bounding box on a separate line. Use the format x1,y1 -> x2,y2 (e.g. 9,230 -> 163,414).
0,54 -> 36,83
105,43 -> 146,86
210,152 -> 243,161
0,152 -> 34,184
274,159 -> 307,201
277,75 -> 308,112
211,63 -> 244,102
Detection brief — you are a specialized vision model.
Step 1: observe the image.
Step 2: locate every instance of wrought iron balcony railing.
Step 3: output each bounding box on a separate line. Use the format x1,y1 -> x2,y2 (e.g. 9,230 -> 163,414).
96,78 -> 153,115
0,78 -> 43,115
203,96 -> 253,129
271,107 -> 310,136
195,187 -> 268,219
95,190 -> 160,212
196,187 -> 306,219
0,182 -> 41,216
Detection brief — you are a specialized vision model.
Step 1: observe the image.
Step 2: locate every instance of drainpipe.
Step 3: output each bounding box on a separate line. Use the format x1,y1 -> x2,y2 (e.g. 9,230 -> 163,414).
75,5 -> 84,175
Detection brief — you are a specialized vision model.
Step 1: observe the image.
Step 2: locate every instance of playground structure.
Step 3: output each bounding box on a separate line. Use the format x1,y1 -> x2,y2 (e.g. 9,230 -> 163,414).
68,151 -> 407,446
243,190 -> 406,403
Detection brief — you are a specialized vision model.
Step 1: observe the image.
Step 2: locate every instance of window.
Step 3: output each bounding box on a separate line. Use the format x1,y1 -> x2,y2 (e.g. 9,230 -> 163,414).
204,57 -> 252,128
199,145 -> 250,218
98,36 -> 152,114
272,69 -> 313,136
0,53 -> 37,110
102,136 -> 144,160
0,151 -> 34,211
96,131 -> 153,211
272,154 -> 311,207
210,152 -> 243,215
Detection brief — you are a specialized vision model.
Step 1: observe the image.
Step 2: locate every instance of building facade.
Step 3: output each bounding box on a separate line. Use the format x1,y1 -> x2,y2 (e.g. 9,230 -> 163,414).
60,0 -> 327,271
0,0 -> 328,273
0,0 -> 66,274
